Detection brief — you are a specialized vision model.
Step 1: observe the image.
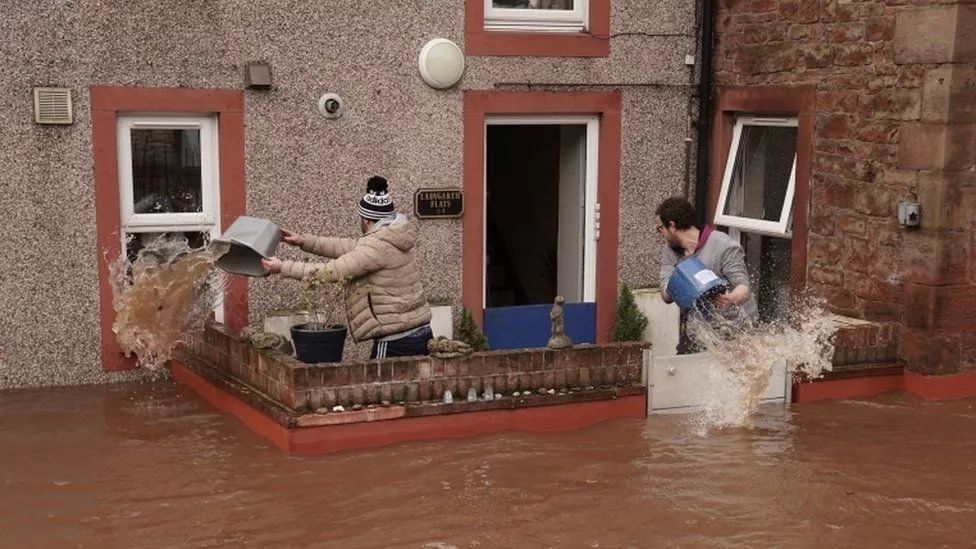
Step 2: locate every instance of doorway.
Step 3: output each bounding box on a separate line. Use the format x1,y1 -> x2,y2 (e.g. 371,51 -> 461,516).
483,116 -> 598,349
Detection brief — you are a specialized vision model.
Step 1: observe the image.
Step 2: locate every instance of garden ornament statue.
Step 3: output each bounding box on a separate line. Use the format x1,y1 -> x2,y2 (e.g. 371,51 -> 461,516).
547,296 -> 574,350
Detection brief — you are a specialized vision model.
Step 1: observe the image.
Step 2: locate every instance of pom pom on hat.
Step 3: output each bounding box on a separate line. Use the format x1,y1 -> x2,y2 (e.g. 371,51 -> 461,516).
366,175 -> 389,195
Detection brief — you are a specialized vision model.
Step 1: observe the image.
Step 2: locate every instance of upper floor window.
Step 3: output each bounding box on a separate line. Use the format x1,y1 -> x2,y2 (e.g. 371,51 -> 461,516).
715,115 -> 798,238
485,0 -> 588,33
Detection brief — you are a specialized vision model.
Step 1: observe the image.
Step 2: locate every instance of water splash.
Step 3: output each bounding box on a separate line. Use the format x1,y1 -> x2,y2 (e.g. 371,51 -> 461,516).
109,234 -> 227,370
688,295 -> 835,431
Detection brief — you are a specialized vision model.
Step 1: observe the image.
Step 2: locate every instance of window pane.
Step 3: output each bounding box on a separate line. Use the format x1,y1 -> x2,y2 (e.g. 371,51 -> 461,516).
740,231 -> 791,324
125,231 -> 208,265
723,125 -> 797,222
130,129 -> 203,214
492,0 -> 574,9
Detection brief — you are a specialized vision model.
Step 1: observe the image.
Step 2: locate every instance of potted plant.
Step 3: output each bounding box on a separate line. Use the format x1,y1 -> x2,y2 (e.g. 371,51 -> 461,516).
290,274 -> 349,363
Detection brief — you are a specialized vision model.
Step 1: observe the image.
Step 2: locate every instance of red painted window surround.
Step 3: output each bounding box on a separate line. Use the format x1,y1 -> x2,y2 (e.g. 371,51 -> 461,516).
462,90 -> 622,343
91,86 -> 248,371
465,0 -> 611,57
708,86 -> 815,290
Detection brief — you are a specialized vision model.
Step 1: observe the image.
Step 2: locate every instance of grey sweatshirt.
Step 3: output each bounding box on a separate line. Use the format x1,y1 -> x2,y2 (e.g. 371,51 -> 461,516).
659,229 -> 759,320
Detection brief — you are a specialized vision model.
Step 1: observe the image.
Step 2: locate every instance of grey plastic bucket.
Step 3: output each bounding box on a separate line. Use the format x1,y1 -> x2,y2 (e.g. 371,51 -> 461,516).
211,216 -> 282,277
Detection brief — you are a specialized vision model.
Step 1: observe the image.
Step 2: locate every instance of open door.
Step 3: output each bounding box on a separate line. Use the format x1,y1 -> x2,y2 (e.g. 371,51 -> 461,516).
483,116 -> 598,349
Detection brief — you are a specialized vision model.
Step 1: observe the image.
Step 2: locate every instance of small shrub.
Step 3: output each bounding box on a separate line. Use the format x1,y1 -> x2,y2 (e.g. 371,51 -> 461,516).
456,307 -> 489,351
612,284 -> 649,342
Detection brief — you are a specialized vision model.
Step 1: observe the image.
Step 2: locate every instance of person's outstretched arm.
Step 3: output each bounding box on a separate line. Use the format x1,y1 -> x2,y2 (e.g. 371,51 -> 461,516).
279,229 -> 356,259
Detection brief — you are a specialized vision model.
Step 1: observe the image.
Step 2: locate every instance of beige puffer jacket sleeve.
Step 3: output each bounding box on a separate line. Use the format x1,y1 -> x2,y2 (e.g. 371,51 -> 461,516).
279,259 -> 323,280
300,234 -> 357,259
280,236 -> 390,282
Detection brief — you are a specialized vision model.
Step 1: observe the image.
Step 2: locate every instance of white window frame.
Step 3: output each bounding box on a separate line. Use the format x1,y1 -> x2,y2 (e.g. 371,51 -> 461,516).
714,115 -> 798,238
117,114 -> 222,322
117,115 -> 218,231
484,0 -> 588,33
483,115 -> 599,308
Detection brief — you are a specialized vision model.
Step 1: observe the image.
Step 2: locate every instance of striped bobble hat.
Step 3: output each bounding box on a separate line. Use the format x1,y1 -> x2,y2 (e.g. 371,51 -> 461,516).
358,175 -> 396,220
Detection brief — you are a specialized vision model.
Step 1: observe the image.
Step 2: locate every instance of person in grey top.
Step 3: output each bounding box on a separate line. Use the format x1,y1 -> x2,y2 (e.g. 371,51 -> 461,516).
656,198 -> 758,352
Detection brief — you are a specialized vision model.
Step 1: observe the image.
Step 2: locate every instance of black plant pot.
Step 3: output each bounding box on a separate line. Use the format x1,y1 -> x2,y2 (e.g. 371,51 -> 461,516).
290,322 -> 347,364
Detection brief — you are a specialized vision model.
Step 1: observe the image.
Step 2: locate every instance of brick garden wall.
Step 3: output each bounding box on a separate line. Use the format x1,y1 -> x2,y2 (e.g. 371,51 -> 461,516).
176,319 -> 899,424
713,0 -> 976,374
830,314 -> 898,369
180,324 -> 647,422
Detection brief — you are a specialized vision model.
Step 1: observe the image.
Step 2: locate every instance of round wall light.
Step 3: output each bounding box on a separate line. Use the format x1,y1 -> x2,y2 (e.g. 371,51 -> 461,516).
418,38 -> 465,90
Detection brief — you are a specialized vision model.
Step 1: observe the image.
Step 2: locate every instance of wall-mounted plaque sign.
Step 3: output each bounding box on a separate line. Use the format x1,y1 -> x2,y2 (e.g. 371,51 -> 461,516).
414,188 -> 464,219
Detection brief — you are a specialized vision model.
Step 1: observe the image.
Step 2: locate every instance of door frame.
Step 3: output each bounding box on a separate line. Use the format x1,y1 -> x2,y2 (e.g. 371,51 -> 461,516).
462,90 -> 621,343
483,115 -> 599,307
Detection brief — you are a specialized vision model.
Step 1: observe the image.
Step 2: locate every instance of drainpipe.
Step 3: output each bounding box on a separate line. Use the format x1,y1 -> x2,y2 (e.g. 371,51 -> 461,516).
694,0 -> 715,227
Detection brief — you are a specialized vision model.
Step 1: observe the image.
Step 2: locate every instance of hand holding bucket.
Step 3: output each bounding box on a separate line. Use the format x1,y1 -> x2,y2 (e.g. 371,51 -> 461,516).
279,229 -> 305,247
667,256 -> 729,311
210,216 -> 282,277
258,229 -> 305,274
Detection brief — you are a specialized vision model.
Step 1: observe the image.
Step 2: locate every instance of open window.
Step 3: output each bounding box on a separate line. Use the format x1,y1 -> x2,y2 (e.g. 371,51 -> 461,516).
715,116 -> 798,238
117,114 -> 222,316
484,0 -> 587,32
715,115 -> 799,323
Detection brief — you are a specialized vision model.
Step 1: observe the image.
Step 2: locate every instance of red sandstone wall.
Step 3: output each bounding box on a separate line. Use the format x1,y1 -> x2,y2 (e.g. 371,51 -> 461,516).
713,1 -> 976,374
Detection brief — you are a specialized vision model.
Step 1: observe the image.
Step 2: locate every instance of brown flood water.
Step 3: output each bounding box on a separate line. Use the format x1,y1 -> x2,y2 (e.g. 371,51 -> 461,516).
1,382 -> 975,548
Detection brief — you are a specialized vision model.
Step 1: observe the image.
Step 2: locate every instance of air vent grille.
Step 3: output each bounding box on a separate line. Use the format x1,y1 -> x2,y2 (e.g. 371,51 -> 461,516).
33,87 -> 73,124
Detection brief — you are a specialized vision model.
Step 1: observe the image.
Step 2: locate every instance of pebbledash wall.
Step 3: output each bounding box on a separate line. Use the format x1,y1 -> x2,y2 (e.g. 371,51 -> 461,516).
711,1 -> 976,374
0,2 -> 699,388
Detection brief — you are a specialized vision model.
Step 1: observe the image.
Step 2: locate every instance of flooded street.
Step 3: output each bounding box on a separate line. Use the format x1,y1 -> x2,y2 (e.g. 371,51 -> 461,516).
2,383 -> 975,548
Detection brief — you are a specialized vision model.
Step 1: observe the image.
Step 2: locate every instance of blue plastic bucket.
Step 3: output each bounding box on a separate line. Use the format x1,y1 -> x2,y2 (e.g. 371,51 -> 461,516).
667,256 -> 729,310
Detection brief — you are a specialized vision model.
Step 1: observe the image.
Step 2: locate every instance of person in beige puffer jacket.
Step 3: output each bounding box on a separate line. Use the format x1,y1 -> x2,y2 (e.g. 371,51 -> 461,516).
261,176 -> 432,359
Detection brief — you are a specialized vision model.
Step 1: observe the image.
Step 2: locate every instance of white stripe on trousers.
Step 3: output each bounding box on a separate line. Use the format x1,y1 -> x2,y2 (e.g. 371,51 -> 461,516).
376,341 -> 388,359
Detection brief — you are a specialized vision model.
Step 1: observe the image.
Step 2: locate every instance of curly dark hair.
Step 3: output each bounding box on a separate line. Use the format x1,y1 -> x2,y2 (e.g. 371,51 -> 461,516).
655,197 -> 697,230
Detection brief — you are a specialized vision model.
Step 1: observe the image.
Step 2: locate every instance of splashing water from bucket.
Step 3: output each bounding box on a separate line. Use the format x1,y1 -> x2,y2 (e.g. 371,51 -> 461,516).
109,234 -> 228,370
687,294 -> 836,431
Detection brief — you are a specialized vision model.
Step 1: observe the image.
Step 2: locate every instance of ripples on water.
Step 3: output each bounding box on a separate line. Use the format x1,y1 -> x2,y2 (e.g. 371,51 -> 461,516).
1,383 -> 974,547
